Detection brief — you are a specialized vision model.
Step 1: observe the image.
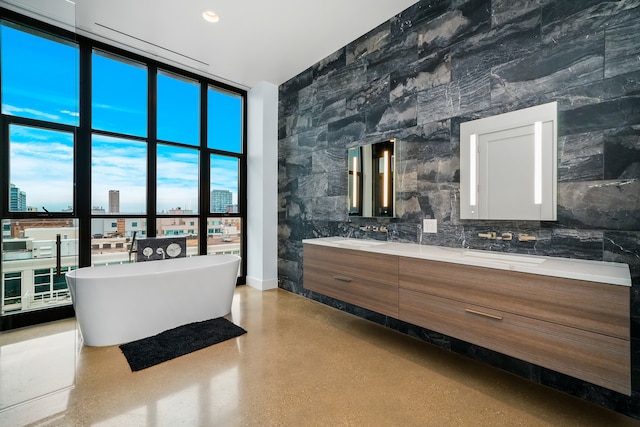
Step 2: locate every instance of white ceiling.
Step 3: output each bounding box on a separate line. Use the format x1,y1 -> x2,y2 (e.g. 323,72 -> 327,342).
2,0 -> 419,89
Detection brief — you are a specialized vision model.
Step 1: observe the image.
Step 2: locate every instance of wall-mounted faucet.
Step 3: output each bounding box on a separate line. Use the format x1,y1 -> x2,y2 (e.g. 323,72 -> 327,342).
518,233 -> 537,242
359,225 -> 388,233
478,232 -> 497,239
479,232 -> 514,241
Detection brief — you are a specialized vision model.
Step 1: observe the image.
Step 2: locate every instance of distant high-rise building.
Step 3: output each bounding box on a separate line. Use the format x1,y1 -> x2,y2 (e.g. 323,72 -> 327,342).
9,183 -> 26,212
109,190 -> 120,213
210,190 -> 233,213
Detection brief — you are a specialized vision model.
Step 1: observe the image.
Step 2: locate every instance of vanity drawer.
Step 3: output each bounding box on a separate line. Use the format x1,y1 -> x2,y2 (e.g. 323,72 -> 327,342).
304,244 -> 399,285
303,244 -> 399,317
305,264 -> 398,317
398,288 -> 631,395
399,257 -> 629,339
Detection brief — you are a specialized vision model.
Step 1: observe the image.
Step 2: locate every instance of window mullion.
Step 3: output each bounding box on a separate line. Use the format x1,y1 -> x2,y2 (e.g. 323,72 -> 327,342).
77,41 -> 92,268
199,81 -> 209,255
147,64 -> 158,238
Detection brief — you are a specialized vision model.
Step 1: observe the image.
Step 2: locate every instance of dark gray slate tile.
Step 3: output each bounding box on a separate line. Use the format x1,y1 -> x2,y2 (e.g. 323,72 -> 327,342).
297,173 -> 328,199
280,67 -> 314,100
491,32 -> 604,105
453,340 -> 539,380
346,75 -> 391,116
418,68 -> 491,123
313,48 -> 347,80
546,228 -> 604,260
561,96 -> 640,136
391,0 -> 452,39
295,82 -> 317,112
536,69 -> 640,115
368,94 -> 418,133
604,126 -> 640,179
311,148 -> 345,174
558,131 -> 604,182
605,16 -> 640,79
632,338 -> 640,397
278,258 -> 302,284
327,166 -> 347,198
297,127 -> 328,151
346,21 -> 392,65
557,180 -> 640,230
280,151 -> 312,182
391,50 -> 451,101
603,230 -> 640,281
315,65 -> 367,107
278,89 -> 300,122
417,0 -> 491,54
452,9 -> 541,80
284,110 -> 315,136
397,158 -> 419,194
417,157 -> 459,185
364,32 -> 418,83
280,193 -> 310,223
396,191 -> 424,221
326,114 -> 367,147
308,195 -> 347,222
600,70 -> 640,100
414,186 -> 458,225
406,119 -> 453,145
316,98 -> 346,127
492,0 -> 542,27
542,0 -> 640,44
400,123 -> 453,162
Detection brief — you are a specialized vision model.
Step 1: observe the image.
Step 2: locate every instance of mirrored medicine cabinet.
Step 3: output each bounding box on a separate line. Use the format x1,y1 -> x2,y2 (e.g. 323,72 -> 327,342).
348,138 -> 396,218
460,101 -> 558,221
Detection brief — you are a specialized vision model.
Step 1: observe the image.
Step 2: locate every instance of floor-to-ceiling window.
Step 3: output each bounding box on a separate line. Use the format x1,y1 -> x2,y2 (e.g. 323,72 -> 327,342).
0,16 -> 79,328
89,50 -> 150,265
0,9 -> 247,330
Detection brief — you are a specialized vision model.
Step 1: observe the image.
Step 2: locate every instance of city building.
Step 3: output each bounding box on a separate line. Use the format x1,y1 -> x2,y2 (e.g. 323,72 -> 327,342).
157,208 -> 197,237
210,189 -> 233,213
9,183 -> 26,212
108,190 -> 119,214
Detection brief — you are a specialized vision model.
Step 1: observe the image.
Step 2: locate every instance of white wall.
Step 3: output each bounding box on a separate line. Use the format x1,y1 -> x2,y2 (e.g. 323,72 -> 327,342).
246,81 -> 278,290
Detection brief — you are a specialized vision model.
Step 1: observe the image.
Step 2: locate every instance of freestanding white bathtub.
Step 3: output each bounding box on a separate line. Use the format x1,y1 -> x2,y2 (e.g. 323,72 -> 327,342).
65,255 -> 241,346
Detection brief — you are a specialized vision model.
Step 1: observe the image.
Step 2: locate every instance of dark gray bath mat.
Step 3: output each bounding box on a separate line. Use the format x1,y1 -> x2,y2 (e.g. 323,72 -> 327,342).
119,317 -> 247,371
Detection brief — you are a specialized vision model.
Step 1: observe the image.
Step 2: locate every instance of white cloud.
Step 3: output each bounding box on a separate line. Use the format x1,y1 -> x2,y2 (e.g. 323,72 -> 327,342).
3,104 -> 60,121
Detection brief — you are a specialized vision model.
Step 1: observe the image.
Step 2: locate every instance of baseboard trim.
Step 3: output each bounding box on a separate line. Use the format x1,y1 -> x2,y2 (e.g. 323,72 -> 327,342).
246,276 -> 278,291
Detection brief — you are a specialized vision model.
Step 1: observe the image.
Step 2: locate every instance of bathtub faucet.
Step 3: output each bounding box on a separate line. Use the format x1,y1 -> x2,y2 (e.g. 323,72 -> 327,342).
128,231 -> 138,263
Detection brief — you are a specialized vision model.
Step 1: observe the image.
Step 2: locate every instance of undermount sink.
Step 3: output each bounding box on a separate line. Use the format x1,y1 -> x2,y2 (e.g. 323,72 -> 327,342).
332,239 -> 387,247
460,250 -> 545,265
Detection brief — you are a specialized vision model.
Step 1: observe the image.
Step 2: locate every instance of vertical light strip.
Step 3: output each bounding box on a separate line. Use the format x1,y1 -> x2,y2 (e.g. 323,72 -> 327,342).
469,134 -> 477,206
534,121 -> 542,204
382,151 -> 389,208
352,156 -> 358,208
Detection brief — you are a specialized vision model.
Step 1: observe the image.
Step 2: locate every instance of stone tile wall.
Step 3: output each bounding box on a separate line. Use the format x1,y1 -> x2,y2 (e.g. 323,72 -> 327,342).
278,0 -> 640,417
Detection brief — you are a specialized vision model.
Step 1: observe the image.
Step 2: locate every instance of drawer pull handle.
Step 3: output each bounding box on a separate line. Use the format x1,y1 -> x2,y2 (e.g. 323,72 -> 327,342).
465,308 -> 503,321
333,275 -> 352,283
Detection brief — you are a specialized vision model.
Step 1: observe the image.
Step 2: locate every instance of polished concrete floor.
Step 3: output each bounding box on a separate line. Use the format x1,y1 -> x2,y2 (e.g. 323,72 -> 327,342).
1,286 -> 639,426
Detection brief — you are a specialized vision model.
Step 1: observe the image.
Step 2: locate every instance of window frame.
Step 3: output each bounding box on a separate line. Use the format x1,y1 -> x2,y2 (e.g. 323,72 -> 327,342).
0,9 -> 247,330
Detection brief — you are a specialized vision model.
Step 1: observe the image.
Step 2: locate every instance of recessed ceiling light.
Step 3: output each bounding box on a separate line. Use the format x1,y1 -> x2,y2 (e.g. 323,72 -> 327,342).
202,10 -> 220,23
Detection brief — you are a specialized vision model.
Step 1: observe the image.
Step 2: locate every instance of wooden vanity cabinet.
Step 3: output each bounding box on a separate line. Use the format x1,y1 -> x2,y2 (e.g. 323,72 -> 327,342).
302,242 -> 631,395
398,257 -> 631,395
303,244 -> 399,317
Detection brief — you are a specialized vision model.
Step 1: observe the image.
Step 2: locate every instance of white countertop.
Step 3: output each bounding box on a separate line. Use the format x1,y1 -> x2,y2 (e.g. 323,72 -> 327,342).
303,237 -> 632,287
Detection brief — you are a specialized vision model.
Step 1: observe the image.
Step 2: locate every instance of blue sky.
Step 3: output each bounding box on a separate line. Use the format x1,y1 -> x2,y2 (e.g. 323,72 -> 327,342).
2,22 -> 241,213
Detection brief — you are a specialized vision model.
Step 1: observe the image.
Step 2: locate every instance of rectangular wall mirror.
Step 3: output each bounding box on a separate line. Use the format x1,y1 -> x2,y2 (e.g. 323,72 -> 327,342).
460,102 -> 558,220
348,138 -> 396,218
